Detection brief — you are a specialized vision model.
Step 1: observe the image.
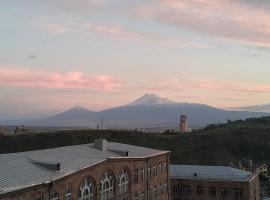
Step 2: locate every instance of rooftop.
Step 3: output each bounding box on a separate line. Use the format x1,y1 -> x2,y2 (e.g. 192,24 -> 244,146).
0,140 -> 168,195
170,164 -> 253,182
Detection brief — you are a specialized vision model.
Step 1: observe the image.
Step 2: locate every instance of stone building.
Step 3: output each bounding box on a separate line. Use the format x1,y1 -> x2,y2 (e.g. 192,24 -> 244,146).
0,126 -> 8,135
0,139 -> 170,200
239,159 -> 268,175
15,125 -> 26,134
170,165 -> 259,200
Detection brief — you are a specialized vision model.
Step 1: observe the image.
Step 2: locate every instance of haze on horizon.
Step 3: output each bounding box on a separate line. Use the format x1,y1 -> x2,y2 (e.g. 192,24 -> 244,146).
1,0 -> 270,119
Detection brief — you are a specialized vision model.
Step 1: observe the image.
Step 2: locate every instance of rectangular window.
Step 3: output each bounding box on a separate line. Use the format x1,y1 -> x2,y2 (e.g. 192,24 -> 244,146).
140,191 -> 145,200
134,168 -> 139,184
182,185 -> 192,195
197,186 -> 204,195
153,164 -> 157,177
209,186 -> 216,196
148,189 -> 152,200
163,183 -> 168,193
50,192 -> 58,200
147,166 -> 151,180
173,184 -> 180,193
140,167 -> 145,182
158,163 -> 162,174
163,162 -> 167,173
65,188 -> 72,200
221,187 -> 229,196
234,188 -> 243,198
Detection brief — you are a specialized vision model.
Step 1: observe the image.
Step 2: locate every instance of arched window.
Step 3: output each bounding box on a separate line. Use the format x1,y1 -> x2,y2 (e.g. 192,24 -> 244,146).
79,177 -> 96,200
118,169 -> 129,194
100,172 -> 114,200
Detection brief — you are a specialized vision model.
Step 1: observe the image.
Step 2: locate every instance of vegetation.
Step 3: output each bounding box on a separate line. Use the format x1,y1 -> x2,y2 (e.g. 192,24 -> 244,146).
1,117 -> 270,166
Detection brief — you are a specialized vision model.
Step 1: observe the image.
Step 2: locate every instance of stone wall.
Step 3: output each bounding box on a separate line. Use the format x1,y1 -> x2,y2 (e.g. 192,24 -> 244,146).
170,173 -> 259,200
1,153 -> 170,200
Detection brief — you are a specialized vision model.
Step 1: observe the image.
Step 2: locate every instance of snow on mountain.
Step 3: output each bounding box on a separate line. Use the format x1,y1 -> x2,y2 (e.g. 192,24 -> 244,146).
129,93 -> 176,106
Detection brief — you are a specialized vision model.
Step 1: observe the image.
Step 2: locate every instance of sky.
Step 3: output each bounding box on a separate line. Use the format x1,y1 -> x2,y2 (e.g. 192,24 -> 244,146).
1,0 -> 270,119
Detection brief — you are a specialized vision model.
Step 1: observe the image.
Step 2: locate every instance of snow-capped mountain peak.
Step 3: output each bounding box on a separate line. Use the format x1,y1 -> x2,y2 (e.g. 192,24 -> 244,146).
129,93 -> 175,106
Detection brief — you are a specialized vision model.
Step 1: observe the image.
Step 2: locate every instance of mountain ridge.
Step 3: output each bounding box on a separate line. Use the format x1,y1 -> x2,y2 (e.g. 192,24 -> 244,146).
2,93 -> 270,128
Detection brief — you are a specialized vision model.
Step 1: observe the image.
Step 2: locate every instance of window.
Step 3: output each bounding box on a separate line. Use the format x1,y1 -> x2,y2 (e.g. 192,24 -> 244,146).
118,169 -> 129,194
140,191 -> 145,200
158,183 -> 162,194
173,184 -> 180,193
147,166 -> 151,180
152,164 -> 157,177
221,187 -> 229,196
182,185 -> 192,195
158,163 -> 162,174
209,187 -> 216,196
197,186 -> 204,195
163,183 -> 168,193
134,193 -> 139,200
140,167 -> 145,182
65,188 -> 72,200
234,188 -> 243,198
153,185 -> 157,197
79,177 -> 96,200
100,172 -> 114,200
134,168 -> 139,184
163,162 -> 167,173
50,192 -> 58,200
147,189 -> 152,200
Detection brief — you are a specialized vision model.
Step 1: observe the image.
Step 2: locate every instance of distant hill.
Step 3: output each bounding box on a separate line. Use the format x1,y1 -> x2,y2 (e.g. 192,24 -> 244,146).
1,116 -> 270,166
235,103 -> 270,113
3,93 -> 270,128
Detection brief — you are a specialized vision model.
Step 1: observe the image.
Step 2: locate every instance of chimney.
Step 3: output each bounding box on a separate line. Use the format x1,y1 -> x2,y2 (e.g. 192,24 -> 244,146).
94,138 -> 107,151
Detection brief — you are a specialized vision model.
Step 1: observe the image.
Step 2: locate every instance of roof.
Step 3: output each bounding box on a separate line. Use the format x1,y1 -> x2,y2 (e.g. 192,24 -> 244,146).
0,141 -> 168,195
170,164 -> 253,182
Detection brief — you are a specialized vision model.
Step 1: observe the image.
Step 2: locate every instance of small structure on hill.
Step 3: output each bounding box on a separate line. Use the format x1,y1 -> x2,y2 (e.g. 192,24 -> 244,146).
179,115 -> 192,133
15,125 -> 27,134
239,159 -> 268,175
0,127 -> 8,135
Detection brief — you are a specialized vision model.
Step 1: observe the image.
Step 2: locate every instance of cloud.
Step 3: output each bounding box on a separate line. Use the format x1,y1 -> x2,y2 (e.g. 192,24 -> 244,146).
0,67 -> 121,92
135,0 -> 270,48
27,0 -> 106,12
37,18 -> 214,48
137,78 -> 270,95
198,80 -> 270,93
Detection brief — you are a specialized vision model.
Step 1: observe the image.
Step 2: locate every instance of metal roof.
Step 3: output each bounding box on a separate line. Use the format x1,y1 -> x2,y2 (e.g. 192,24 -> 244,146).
0,142 -> 168,194
170,164 -> 253,182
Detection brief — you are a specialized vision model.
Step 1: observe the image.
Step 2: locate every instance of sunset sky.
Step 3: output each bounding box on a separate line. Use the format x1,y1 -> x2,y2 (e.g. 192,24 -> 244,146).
1,0 -> 270,119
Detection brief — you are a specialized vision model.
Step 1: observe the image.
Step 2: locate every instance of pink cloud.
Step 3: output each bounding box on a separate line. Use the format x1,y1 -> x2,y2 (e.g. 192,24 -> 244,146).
38,19 -> 214,48
0,68 -> 121,91
198,80 -> 270,93
135,0 -> 270,48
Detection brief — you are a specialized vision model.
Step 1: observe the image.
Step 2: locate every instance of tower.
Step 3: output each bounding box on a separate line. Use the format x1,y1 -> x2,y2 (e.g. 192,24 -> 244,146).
179,115 -> 188,133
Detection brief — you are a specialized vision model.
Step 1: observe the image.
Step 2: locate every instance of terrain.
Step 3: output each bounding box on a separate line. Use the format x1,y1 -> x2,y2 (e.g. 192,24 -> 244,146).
3,94 -> 269,128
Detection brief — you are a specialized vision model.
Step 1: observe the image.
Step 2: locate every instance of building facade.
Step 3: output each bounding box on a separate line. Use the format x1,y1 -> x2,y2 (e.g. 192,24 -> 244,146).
170,165 -> 259,200
0,139 -> 170,200
0,126 -> 8,135
179,115 -> 192,133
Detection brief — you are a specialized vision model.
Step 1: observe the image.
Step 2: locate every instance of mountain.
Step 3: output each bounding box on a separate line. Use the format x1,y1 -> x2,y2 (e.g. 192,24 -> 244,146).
3,94 -> 270,128
235,104 -> 270,113
129,93 -> 176,106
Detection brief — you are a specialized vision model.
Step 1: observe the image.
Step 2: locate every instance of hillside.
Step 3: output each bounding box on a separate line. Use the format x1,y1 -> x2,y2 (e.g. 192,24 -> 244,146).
1,117 -> 270,166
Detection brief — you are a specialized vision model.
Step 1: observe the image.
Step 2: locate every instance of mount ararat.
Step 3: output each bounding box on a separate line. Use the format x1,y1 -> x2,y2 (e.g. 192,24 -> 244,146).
3,94 -> 270,128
